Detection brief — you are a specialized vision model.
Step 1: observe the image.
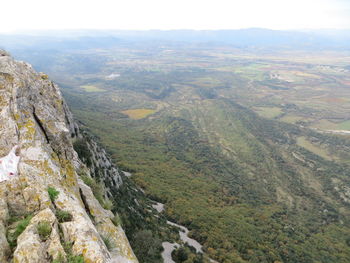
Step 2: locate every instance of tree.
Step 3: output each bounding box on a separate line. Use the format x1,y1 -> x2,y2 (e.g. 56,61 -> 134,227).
131,230 -> 163,263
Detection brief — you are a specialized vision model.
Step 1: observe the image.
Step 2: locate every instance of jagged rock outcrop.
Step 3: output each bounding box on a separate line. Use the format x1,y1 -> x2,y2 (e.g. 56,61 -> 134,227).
0,50 -> 138,262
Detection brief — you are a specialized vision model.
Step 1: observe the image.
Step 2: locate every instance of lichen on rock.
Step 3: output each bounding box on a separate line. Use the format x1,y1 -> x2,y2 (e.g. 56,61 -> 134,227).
0,50 -> 138,263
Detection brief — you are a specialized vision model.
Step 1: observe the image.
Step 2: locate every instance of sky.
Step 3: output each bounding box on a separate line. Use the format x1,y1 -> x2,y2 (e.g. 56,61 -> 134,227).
1,0 -> 350,33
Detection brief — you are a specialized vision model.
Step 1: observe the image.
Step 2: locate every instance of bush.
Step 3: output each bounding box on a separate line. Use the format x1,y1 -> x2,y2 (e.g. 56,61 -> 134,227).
67,255 -> 85,263
59,242 -> 85,263
131,230 -> 163,262
172,247 -> 189,262
56,209 -> 73,223
111,214 -> 122,226
81,175 -> 111,210
48,187 -> 60,203
53,253 -> 85,263
74,139 -> 92,167
37,221 -> 52,241
6,214 -> 33,248
81,175 -> 104,202
172,245 -> 206,263
102,235 -> 114,251
102,199 -> 114,210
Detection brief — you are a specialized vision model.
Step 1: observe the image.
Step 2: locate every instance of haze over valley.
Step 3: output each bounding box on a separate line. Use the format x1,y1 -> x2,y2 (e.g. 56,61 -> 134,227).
1,29 -> 349,262
1,0 -> 350,262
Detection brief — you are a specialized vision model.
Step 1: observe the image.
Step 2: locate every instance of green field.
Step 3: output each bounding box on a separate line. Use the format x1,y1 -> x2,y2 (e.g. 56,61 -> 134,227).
121,109 -> 156,119
337,120 -> 350,130
80,85 -> 105,92
254,106 -> 283,118
296,136 -> 334,161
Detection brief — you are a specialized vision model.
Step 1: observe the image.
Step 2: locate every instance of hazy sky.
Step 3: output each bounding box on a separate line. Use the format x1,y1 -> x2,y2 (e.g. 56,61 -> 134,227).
1,0 -> 349,32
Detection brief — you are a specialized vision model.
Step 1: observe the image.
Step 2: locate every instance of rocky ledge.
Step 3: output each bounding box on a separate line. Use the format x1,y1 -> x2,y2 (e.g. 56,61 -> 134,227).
0,50 -> 138,263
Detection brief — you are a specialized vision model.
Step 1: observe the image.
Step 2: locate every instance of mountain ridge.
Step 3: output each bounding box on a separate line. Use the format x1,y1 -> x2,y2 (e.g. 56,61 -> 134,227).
0,49 -> 138,262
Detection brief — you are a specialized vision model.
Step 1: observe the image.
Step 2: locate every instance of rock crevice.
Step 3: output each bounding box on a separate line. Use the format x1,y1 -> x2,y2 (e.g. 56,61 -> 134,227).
0,50 -> 138,263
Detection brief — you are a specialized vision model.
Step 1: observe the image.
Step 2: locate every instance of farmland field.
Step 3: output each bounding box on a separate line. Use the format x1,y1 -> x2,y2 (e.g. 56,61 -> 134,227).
80,85 -> 105,92
121,109 -> 157,119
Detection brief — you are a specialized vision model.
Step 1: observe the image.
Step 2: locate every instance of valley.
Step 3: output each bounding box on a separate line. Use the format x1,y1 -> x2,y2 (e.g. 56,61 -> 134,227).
6,39 -> 350,263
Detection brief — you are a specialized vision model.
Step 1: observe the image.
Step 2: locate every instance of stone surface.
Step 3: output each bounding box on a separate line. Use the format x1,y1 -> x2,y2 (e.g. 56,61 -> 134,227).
13,208 -> 65,263
0,50 -> 138,262
0,223 -> 10,262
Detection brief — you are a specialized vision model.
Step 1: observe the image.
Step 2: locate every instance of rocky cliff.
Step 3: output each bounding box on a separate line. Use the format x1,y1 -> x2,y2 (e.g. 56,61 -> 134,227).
0,49 -> 138,263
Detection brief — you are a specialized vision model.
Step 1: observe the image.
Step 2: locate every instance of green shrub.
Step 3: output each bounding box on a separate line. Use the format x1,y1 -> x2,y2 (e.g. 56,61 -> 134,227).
48,187 -> 60,203
60,242 -> 85,263
111,214 -> 122,227
6,214 -> 33,248
102,199 -> 114,210
131,230 -> 162,262
53,252 -> 85,263
37,221 -> 52,241
81,174 -> 94,186
172,244 -> 205,263
68,255 -> 84,263
102,235 -> 114,251
56,209 -> 73,223
172,247 -> 189,262
7,215 -> 22,225
73,139 -> 92,167
81,175 -> 109,209
67,254 -> 85,263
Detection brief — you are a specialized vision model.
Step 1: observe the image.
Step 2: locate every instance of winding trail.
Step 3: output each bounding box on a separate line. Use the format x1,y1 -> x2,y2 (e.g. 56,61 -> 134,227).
166,220 -> 203,253
156,202 -> 219,263
161,242 -> 179,263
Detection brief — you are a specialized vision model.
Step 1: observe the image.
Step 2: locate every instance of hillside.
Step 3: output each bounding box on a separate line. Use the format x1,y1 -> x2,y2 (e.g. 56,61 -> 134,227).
74,94 -> 350,262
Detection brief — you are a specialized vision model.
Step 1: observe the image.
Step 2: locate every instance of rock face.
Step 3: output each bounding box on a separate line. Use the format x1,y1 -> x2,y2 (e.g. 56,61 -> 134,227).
0,50 -> 138,263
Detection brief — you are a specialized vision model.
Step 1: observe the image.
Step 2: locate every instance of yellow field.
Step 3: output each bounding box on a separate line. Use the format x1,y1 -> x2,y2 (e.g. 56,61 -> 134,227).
296,136 -> 333,161
121,109 -> 156,120
254,107 -> 283,118
80,85 -> 105,92
311,119 -> 337,130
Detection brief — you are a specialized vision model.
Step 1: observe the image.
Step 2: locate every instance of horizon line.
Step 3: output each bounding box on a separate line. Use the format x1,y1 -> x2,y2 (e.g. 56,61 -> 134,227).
2,27 -> 350,34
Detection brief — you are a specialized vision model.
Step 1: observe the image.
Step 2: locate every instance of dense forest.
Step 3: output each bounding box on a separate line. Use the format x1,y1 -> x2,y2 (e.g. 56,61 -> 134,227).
72,98 -> 350,263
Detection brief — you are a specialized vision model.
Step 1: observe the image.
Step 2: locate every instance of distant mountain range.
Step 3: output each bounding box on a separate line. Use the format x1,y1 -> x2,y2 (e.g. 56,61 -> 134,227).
1,28 -> 350,51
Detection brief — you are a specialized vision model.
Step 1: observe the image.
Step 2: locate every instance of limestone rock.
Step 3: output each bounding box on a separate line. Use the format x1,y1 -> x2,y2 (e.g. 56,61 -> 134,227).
0,50 -> 138,263
79,180 -> 137,262
14,208 -> 65,263
0,223 -> 10,262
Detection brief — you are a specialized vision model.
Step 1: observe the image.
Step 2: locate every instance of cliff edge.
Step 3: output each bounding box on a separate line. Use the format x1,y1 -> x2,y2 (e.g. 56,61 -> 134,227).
0,49 -> 138,263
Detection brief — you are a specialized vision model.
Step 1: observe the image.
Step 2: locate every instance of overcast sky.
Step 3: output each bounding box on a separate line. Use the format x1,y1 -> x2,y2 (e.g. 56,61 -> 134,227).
1,0 -> 349,33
